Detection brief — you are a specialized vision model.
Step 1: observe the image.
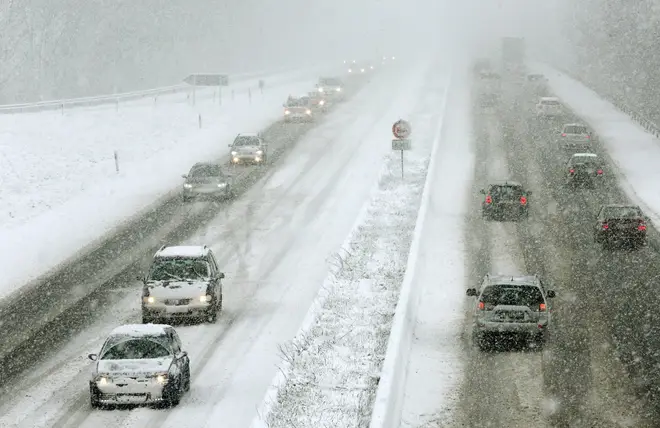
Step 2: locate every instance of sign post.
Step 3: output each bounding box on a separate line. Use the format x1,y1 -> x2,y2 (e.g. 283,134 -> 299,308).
392,119 -> 412,178
183,74 -> 229,106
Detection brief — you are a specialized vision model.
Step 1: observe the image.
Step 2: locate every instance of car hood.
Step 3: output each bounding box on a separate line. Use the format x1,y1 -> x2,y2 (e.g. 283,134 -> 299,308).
232,145 -> 261,152
147,280 -> 208,299
97,357 -> 173,377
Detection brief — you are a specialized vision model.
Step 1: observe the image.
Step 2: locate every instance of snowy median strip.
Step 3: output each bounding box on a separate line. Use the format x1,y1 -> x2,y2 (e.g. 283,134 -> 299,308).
250,63 -> 450,428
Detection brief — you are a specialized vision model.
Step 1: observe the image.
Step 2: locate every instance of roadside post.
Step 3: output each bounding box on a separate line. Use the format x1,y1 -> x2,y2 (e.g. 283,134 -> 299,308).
392,119 -> 412,178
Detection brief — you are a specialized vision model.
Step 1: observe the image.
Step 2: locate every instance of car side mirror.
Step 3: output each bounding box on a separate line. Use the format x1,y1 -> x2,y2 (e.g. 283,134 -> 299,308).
181,351 -> 188,358
88,353 -> 98,361
181,174 -> 187,179
219,272 -> 225,279
479,189 -> 485,194
547,290 -> 556,298
466,288 -> 477,296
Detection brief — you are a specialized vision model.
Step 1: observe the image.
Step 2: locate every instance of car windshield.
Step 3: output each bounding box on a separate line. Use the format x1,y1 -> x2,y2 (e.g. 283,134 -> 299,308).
565,125 -> 588,134
100,338 -> 172,360
320,78 -> 342,86
541,99 -> 560,105
489,185 -> 523,200
149,257 -> 210,281
602,206 -> 643,218
287,98 -> 308,107
233,137 -> 259,147
480,284 -> 544,309
189,164 -> 224,177
528,74 -> 543,81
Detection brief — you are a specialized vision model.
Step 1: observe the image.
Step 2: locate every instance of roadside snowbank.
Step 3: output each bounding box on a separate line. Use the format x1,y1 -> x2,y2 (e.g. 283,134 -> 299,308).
251,61 -> 448,428
531,62 -> 660,230
0,72 -> 316,299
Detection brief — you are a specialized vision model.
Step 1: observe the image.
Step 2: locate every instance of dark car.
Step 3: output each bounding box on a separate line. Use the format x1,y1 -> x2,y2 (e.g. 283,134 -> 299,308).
566,153 -> 604,188
593,204 -> 648,249
182,162 -> 233,202
481,181 -> 531,221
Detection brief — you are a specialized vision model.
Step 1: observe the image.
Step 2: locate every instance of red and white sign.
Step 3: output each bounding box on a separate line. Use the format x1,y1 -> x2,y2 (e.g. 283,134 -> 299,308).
392,119 -> 412,139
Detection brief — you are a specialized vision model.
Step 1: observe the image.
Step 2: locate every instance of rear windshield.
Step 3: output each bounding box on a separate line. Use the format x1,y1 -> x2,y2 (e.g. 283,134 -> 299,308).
488,185 -> 523,199
564,125 -> 588,134
602,206 -> 643,218
480,284 -> 544,309
320,78 -> 342,86
233,136 -> 260,147
570,156 -> 599,166
189,164 -> 224,177
541,99 -> 560,105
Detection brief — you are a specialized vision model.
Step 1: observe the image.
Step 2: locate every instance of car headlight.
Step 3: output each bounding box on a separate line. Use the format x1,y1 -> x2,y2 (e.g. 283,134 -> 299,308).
143,296 -> 155,304
155,373 -> 168,385
231,151 -> 237,156
348,69 -> 352,73
361,68 -> 365,73
319,100 -> 325,105
200,295 -> 213,303
183,184 -> 192,189
217,183 -> 227,188
256,150 -> 263,155
318,87 -> 324,93
95,375 -> 111,385
284,110 -> 290,115
336,87 -> 341,92
306,109 -> 312,115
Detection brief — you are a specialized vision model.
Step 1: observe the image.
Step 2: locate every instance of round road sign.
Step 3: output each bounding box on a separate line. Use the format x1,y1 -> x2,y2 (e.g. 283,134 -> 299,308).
392,119 -> 412,139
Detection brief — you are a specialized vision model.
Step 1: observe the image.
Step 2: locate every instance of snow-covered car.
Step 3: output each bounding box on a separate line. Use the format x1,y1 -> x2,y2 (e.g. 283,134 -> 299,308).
316,77 -> 345,101
283,95 -> 314,122
557,123 -> 595,153
182,162 -> 233,202
536,96 -> 563,118
228,132 -> 267,165
308,91 -> 329,112
140,245 -> 224,324
88,324 -> 191,407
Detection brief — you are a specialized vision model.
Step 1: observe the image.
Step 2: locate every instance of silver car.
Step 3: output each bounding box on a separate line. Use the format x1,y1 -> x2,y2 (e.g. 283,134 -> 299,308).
140,245 -> 224,323
466,274 -> 556,350
283,95 -> 314,122
557,123 -> 595,153
182,162 -> 233,202
316,77 -> 345,101
228,133 -> 267,165
88,324 -> 190,407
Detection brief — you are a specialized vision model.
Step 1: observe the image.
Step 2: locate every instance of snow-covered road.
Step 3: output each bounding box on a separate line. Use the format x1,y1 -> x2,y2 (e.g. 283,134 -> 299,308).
0,62 -> 429,428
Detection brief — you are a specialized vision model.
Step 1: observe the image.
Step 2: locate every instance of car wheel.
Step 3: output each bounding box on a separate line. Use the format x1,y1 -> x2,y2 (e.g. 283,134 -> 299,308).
162,376 -> 182,407
90,384 -> 101,409
182,195 -> 191,203
206,301 -> 218,324
142,313 -> 156,324
183,363 -> 191,392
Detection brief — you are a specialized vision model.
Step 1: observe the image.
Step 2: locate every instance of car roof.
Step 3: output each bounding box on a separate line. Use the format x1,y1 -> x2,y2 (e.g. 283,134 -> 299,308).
236,132 -> 259,137
563,123 -> 587,128
540,97 -> 559,101
155,245 -> 210,258
485,274 -> 541,287
109,324 -> 170,337
191,162 -> 219,168
572,153 -> 598,158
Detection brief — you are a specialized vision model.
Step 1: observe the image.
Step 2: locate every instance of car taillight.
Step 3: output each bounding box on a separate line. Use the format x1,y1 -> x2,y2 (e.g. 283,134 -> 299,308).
585,135 -> 590,139
569,168 -> 575,174
602,223 -> 609,230
520,196 -> 527,205
597,169 -> 603,175
485,195 -> 492,204
478,301 -> 485,310
561,133 -> 566,137
539,303 -> 546,312
638,221 -> 647,231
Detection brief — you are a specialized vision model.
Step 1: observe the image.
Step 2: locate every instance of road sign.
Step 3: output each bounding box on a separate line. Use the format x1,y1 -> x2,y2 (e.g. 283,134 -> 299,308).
392,139 -> 411,151
392,119 -> 412,139
183,74 -> 229,86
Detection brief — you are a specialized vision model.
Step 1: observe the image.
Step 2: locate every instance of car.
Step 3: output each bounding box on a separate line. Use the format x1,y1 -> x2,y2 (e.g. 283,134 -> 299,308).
593,204 -> 648,249
228,133 -> 267,165
347,61 -> 372,74
88,324 -> 191,408
565,153 -> 604,188
283,95 -> 314,122
536,96 -> 562,118
526,73 -> 547,83
140,245 -> 225,323
557,123 -> 594,153
316,77 -> 345,101
466,274 -> 556,351
181,162 -> 233,202
308,91 -> 329,112
479,70 -> 501,80
480,181 -> 531,221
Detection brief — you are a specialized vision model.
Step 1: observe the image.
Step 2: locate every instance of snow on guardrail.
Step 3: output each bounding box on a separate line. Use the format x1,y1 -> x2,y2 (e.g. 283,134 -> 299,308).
0,64 -> 328,114
368,74 -> 452,428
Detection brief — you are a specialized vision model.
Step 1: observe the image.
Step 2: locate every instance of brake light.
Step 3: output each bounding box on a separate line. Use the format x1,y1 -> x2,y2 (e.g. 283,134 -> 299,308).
569,168 -> 575,174
585,135 -> 590,139
638,221 -> 647,231
602,223 -> 609,230
539,303 -> 546,312
597,169 -> 603,175
561,133 -> 566,137
478,301 -> 485,310
520,196 -> 527,205
485,195 -> 492,204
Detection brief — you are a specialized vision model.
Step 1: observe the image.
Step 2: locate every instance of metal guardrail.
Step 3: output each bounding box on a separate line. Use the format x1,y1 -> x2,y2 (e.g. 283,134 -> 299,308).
0,65 -> 307,115
550,64 -> 660,138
